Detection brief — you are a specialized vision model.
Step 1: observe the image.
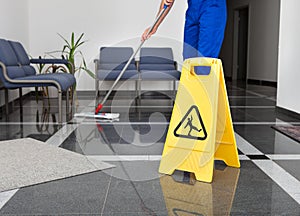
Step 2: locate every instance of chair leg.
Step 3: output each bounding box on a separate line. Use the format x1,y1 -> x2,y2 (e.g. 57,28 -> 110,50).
18,89 -> 24,136
71,86 -> 75,115
135,80 -> 137,98
138,78 -> 141,103
58,90 -> 62,124
19,88 -> 23,121
66,89 -> 69,118
173,80 -> 176,98
5,89 -> 9,115
19,88 -> 23,108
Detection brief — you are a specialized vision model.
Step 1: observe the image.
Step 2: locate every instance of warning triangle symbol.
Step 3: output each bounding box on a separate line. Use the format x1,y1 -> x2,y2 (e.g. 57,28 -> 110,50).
174,105 -> 207,140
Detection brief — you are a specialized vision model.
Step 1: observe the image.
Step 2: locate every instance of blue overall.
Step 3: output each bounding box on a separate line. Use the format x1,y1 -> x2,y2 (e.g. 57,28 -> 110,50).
183,0 -> 227,59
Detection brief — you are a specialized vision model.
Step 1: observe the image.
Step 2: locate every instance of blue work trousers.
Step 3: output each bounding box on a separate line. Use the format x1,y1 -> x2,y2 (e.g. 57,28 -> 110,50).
183,0 -> 227,59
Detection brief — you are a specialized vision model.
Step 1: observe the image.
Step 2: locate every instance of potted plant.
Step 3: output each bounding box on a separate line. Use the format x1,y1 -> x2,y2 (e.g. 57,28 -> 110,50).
35,56 -> 68,101
56,32 -> 95,79
47,32 -> 95,104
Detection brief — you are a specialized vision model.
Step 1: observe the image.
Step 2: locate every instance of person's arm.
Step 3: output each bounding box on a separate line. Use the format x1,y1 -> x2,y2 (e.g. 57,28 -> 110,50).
141,0 -> 175,41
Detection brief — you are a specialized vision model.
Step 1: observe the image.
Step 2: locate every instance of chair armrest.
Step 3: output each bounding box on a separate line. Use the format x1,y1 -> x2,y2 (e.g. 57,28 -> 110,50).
30,58 -> 69,65
30,58 -> 75,74
0,61 -> 9,81
94,59 -> 99,72
0,61 -> 62,90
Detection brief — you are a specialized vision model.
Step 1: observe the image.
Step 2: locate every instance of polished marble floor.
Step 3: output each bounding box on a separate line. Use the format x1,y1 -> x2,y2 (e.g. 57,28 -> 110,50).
0,82 -> 300,215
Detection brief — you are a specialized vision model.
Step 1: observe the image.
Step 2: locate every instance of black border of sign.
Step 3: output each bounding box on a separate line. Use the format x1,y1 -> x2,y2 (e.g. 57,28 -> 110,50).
173,105 -> 208,141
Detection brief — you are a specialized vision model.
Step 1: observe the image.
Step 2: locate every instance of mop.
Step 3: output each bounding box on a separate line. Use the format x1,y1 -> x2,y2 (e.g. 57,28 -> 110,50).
75,5 -> 169,120
89,4 -> 170,119
74,112 -> 120,120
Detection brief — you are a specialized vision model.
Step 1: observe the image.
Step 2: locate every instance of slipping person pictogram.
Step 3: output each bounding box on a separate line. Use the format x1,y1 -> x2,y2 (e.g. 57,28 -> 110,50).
174,105 -> 207,141
184,115 -> 202,137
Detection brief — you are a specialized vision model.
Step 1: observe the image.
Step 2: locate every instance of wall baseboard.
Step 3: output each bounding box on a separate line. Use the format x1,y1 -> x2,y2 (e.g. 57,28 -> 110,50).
276,106 -> 300,121
0,89 -> 176,111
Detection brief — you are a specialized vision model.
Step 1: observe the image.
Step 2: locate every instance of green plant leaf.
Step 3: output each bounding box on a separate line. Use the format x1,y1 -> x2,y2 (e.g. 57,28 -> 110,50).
81,67 -> 95,79
57,33 -> 71,48
51,32 -> 92,77
71,32 -> 75,47
75,33 -> 84,47
78,50 -> 85,59
62,45 -> 69,54
75,41 -> 86,49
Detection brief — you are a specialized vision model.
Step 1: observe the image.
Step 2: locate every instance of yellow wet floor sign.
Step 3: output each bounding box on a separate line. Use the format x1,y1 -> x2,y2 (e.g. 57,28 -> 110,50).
159,58 -> 240,183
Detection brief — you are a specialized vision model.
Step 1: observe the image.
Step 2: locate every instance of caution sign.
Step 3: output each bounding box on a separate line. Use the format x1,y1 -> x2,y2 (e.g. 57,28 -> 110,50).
159,58 -> 240,183
174,105 -> 207,141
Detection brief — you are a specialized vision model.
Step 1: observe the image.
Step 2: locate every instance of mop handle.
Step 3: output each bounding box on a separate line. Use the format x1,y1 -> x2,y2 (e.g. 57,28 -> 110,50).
146,4 -> 169,37
96,5 -> 169,112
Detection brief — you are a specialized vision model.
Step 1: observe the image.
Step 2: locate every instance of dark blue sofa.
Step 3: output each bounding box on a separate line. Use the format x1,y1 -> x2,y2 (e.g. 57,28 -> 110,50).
94,46 -> 180,102
139,47 -> 180,96
94,47 -> 139,101
0,38 -> 76,123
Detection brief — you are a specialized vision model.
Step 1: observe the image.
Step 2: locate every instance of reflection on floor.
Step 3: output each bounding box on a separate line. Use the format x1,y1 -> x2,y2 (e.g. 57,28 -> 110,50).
0,82 -> 300,215
161,164 -> 240,216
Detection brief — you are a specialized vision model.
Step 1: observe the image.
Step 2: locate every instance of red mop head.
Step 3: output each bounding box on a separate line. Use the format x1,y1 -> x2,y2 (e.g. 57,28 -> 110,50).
95,104 -> 103,114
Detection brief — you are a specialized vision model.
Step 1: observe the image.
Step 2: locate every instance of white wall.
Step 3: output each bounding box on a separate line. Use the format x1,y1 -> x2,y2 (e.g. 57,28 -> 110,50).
28,0 -> 187,91
0,0 -> 284,93
277,0 -> 300,114
0,0 -> 30,106
0,0 -> 29,44
220,0 -> 280,82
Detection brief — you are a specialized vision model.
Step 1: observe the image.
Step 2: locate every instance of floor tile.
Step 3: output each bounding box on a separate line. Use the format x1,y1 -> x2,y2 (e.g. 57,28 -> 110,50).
275,160 -> 300,181
226,89 -> 258,96
100,161 -> 300,215
61,124 -> 168,156
231,108 -> 258,122
229,97 -> 276,107
1,83 -> 300,214
231,161 -> 300,215
242,108 -> 300,123
235,125 -> 300,154
0,171 -> 112,215
102,163 -> 167,215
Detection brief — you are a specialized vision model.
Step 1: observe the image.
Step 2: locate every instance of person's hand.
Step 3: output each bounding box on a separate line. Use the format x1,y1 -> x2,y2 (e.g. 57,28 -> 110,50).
164,0 -> 174,6
141,26 -> 158,41
141,0 -> 174,41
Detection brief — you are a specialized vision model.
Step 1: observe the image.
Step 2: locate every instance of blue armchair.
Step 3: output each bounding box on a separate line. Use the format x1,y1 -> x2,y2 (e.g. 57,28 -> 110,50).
94,47 -> 139,102
139,47 -> 180,96
0,38 -> 76,123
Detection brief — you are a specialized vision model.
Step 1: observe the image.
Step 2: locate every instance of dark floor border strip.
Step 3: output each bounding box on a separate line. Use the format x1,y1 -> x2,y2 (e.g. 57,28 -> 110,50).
23,90 -> 70,98
247,79 -> 277,88
0,91 -> 31,114
247,155 -> 270,160
0,90 -> 72,113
